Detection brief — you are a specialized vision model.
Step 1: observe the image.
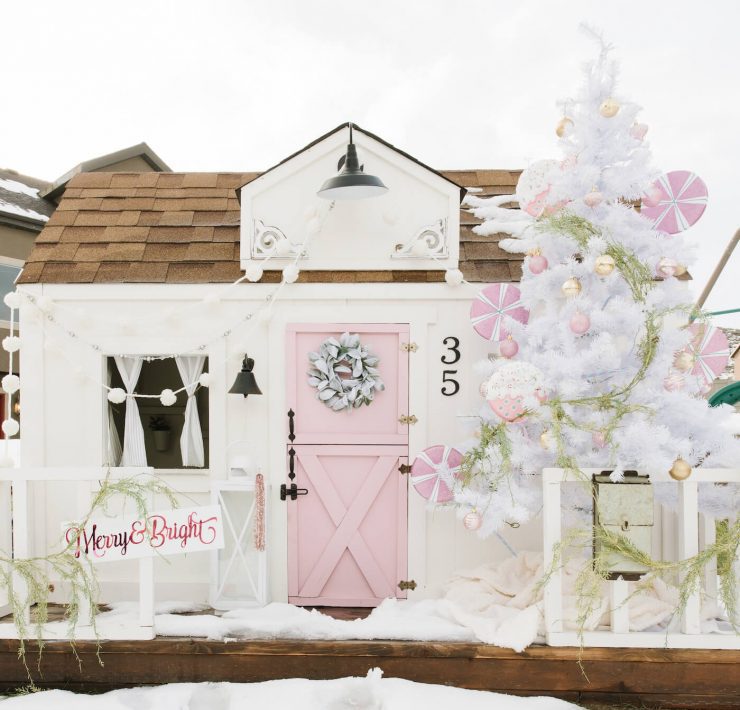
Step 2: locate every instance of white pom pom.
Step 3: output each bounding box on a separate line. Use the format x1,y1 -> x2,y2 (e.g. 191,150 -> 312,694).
275,239 -> 293,257
2,419 -> 19,437
2,374 -> 19,394
307,217 -> 322,236
107,387 -> 127,404
3,291 -> 21,310
198,372 -> 212,387
445,269 -> 464,286
0,455 -> 15,468
283,264 -> 300,284
160,388 -> 177,406
303,205 -> 319,222
203,292 -> 220,308
36,296 -> 52,312
410,240 -> 428,257
246,264 -> 264,283
2,336 -> 20,353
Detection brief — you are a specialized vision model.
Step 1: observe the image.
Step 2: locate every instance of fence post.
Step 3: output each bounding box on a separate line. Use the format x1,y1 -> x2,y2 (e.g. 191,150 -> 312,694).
678,480 -> 701,634
542,469 -> 563,635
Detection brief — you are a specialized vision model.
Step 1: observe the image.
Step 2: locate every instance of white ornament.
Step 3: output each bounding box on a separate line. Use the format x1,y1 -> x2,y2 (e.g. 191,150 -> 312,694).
107,388 -> 127,404
36,296 -> 52,312
307,216 -> 322,236
3,291 -> 21,310
198,372 -> 212,388
1,419 -> 19,437
160,389 -> 177,406
410,240 -> 428,257
275,239 -> 293,257
445,269 -> 464,286
246,264 -> 264,283
463,511 -> 482,531
2,374 -> 20,394
485,362 -> 544,401
203,292 -> 220,308
283,264 -> 300,284
2,336 -> 20,353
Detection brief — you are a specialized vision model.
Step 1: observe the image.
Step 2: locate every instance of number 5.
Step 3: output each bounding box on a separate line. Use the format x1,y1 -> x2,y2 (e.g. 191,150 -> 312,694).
441,370 -> 460,396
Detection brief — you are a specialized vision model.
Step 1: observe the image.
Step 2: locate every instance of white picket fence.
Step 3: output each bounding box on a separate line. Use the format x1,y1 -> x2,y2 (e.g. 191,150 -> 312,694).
0,466 -> 156,640
542,468 -> 740,649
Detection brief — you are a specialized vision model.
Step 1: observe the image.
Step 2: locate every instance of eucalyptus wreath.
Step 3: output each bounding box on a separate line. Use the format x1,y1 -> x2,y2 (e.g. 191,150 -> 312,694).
307,332 -> 384,411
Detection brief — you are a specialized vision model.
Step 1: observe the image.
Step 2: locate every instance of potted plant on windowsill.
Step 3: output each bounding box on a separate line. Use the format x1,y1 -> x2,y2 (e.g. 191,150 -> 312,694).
148,416 -> 171,452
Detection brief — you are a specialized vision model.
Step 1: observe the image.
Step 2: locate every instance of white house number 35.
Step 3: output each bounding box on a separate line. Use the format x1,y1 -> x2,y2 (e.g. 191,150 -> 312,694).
441,336 -> 460,396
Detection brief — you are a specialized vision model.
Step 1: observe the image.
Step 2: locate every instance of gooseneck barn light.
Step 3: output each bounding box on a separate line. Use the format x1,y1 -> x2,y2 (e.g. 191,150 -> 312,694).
228,355 -> 263,397
317,124 -> 388,200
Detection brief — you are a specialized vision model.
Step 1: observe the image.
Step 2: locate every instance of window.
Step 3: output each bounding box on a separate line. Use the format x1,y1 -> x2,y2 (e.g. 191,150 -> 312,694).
0,258 -> 22,329
106,356 -> 209,470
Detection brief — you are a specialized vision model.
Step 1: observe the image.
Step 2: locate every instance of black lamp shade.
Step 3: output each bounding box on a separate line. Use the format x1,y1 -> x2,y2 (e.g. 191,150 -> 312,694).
229,355 -> 262,397
317,128 -> 388,200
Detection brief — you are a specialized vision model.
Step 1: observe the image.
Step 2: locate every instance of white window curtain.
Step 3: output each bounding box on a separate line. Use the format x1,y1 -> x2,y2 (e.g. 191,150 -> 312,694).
113,355 -> 147,467
106,365 -> 122,466
175,355 -> 206,468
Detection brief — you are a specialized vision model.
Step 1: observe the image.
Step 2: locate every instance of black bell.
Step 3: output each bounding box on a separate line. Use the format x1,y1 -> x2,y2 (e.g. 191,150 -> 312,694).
229,355 -> 263,397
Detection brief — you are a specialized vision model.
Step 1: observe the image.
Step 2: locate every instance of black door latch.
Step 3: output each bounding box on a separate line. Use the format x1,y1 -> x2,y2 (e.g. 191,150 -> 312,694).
280,483 -> 309,501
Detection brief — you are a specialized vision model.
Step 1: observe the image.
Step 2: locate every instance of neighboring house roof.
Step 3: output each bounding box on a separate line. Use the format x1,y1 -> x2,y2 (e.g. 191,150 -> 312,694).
40,143 -> 171,203
0,169 -> 54,232
18,169 -> 523,285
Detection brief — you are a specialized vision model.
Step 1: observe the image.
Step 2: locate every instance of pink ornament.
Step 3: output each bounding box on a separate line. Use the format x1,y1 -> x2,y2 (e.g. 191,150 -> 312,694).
500,338 -> 519,359
630,123 -> 649,140
488,395 -> 526,422
470,283 -> 529,342
641,171 -> 708,234
664,371 -> 685,392
410,445 -> 463,504
656,257 -> 678,278
592,431 -> 607,448
535,388 -> 548,403
569,311 -> 591,335
463,511 -> 482,531
584,189 -> 603,208
528,254 -> 548,274
685,323 -> 730,388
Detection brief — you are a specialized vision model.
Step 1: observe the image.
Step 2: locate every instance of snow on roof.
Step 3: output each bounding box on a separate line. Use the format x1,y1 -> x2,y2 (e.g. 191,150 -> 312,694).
0,169 -> 54,227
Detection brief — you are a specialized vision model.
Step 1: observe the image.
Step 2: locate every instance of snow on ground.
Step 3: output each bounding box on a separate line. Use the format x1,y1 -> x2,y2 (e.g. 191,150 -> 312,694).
0,669 -> 582,709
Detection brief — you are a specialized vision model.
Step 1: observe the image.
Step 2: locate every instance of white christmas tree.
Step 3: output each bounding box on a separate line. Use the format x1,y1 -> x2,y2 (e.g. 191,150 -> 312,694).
453,33 -> 740,538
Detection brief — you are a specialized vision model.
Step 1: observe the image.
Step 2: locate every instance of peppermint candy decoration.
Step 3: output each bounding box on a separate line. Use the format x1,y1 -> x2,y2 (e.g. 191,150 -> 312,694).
470,283 -> 529,342
410,445 -> 462,504
685,323 -> 730,388
641,171 -> 708,234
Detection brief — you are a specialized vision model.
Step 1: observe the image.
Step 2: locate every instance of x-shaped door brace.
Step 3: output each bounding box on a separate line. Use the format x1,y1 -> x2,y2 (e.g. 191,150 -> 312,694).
297,454 -> 398,599
215,491 -> 258,600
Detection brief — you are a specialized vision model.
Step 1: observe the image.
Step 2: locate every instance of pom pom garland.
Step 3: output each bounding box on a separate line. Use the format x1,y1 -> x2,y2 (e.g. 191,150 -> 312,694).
198,372 -> 212,387
444,269 -> 464,286
160,389 -> 177,406
283,264 -> 300,284
1,419 -> 19,437
3,291 -> 21,310
107,388 -> 127,404
2,374 -> 20,394
2,336 -> 20,353
245,264 -> 264,283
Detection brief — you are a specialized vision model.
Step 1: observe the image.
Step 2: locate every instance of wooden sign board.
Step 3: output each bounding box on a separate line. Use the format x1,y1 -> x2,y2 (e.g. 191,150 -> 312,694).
63,505 -> 224,563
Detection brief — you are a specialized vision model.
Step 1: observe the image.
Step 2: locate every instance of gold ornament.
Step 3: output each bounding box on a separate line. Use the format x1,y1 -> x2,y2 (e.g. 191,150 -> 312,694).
669,457 -> 692,481
673,350 -> 694,372
561,277 -> 582,297
556,117 -> 573,138
594,254 -> 616,276
599,98 -> 620,118
539,429 -> 553,450
526,247 -> 541,257
673,263 -> 687,277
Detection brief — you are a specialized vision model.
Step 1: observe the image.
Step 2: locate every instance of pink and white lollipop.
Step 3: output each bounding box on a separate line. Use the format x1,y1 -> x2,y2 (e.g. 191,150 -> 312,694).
410,445 -> 463,504
641,171 -> 708,234
470,283 -> 530,342
685,323 -> 730,388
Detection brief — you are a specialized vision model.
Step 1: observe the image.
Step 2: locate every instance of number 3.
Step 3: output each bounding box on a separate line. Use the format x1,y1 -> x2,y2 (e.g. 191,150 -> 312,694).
441,336 -> 460,364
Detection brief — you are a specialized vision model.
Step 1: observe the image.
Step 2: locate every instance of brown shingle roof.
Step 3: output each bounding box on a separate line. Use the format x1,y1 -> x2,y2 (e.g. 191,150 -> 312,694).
18,170 -> 522,285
